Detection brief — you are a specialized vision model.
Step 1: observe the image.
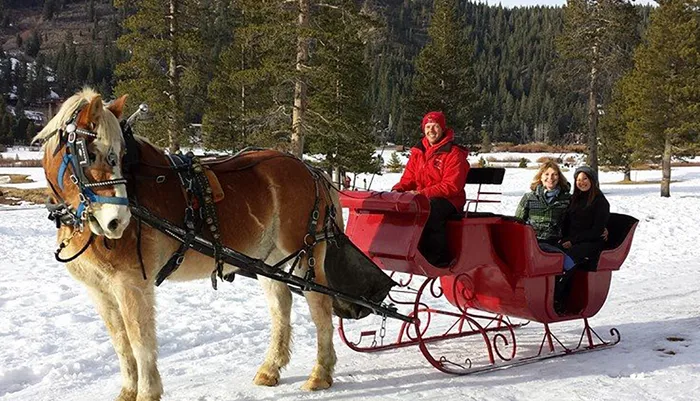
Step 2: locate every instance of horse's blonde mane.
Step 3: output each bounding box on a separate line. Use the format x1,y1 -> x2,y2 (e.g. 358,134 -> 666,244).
33,87 -> 124,155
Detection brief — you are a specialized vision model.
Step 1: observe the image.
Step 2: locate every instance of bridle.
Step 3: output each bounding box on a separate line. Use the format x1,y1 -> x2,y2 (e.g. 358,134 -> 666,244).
46,105 -> 130,260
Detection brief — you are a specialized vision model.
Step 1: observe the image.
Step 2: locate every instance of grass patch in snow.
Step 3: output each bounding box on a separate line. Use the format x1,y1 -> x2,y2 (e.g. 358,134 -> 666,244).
0,187 -> 49,205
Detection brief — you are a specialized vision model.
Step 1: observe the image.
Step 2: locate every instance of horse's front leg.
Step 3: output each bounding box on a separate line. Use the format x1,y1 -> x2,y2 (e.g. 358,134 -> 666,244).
86,286 -> 138,401
300,243 -> 336,390
254,277 -> 293,386
301,289 -> 336,391
112,272 -> 163,401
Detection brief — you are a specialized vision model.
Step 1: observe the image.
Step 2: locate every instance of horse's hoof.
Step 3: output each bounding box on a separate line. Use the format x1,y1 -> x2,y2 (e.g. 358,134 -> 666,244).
253,371 -> 279,387
115,388 -> 137,401
301,376 -> 332,391
135,395 -> 161,401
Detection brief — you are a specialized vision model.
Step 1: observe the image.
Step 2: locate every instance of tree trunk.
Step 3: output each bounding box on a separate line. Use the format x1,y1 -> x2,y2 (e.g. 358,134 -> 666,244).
167,0 -> 180,153
240,8 -> 247,114
586,41 -> 599,173
623,164 -> 631,182
661,133 -> 672,197
291,0 -> 310,159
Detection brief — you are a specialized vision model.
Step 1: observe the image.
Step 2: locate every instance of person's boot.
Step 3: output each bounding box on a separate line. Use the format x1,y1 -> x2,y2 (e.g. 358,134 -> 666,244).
553,271 -> 574,315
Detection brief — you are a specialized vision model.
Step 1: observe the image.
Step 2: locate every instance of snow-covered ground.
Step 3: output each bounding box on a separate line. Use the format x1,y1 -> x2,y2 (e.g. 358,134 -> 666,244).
0,147 -> 43,161
1,154 -> 699,401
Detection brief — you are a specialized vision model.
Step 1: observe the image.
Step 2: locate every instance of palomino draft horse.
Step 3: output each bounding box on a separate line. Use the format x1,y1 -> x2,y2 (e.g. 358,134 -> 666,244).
35,89 -> 344,401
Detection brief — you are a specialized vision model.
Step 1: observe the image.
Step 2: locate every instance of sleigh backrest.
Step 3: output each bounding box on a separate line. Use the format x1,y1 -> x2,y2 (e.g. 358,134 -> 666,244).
465,167 -> 505,213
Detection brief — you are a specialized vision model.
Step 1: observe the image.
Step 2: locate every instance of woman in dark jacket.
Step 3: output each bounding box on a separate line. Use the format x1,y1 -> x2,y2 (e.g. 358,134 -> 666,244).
560,166 -> 610,268
554,165 -> 610,315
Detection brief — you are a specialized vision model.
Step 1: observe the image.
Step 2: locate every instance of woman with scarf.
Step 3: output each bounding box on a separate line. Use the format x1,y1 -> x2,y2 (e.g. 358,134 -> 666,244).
515,160 -> 572,246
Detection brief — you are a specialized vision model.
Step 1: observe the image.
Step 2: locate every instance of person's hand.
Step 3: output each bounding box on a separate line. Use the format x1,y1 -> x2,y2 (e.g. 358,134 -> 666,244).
408,190 -> 419,195
561,241 -> 572,249
602,228 -> 609,241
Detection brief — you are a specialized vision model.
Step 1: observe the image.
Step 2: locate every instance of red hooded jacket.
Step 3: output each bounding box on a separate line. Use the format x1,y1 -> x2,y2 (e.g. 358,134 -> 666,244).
391,129 -> 470,211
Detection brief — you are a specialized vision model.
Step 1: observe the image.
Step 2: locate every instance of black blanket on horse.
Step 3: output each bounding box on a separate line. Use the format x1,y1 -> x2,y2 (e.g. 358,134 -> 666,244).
324,234 -> 396,319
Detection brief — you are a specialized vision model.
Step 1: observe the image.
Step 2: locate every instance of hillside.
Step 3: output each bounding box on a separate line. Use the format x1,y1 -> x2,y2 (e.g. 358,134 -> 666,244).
0,0 -> 118,58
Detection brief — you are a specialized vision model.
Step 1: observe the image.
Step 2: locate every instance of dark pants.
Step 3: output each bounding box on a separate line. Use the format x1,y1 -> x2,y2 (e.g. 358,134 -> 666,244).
554,240 -> 604,314
565,240 -> 604,270
419,197 -> 457,266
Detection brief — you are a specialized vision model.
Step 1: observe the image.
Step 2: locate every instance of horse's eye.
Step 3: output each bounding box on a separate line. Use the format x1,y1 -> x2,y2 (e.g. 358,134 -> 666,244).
107,152 -> 118,167
89,153 -> 97,163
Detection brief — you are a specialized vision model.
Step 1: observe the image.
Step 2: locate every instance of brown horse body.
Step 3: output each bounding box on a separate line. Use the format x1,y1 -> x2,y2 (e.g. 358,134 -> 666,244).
37,90 -> 341,401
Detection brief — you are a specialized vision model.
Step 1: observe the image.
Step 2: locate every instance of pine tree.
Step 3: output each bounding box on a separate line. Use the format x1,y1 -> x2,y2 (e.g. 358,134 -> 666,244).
0,96 -> 12,145
599,76 -> 636,181
480,130 -> 492,153
27,53 -> 49,103
114,0 -> 207,151
622,0 -> 700,197
204,0 -> 375,172
87,0 -> 95,22
42,0 -> 57,21
386,152 -> 404,173
304,0 -> 377,175
203,0 -> 296,151
403,0 -> 478,145
556,0 -> 640,173
25,30 -> 41,58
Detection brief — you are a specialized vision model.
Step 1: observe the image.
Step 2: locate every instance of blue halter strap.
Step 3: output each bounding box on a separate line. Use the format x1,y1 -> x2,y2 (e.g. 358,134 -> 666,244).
53,121 -> 129,223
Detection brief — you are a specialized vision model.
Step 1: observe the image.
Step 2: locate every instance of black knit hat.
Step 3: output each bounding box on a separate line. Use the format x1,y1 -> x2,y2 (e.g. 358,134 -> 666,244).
574,165 -> 598,186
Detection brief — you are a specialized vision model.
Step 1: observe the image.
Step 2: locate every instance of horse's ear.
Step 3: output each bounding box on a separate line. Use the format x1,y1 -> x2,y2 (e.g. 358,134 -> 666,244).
77,95 -> 104,127
107,95 -> 128,120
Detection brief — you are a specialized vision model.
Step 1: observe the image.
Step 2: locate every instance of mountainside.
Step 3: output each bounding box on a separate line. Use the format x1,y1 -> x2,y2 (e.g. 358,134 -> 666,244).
0,0 -> 119,57
0,1 -> 652,148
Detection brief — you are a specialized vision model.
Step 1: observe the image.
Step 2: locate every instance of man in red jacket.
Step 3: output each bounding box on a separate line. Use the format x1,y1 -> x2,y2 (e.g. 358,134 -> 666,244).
392,111 -> 470,267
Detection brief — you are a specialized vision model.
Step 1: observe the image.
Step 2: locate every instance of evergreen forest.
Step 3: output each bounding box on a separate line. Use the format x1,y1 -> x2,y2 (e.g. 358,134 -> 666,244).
0,1 -> 698,197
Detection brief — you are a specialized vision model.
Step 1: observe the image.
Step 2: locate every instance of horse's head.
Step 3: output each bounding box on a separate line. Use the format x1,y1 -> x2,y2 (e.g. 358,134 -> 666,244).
35,88 -> 131,239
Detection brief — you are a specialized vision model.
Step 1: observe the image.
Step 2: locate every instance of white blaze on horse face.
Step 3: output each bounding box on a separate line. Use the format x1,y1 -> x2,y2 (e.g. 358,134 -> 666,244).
90,163 -> 131,239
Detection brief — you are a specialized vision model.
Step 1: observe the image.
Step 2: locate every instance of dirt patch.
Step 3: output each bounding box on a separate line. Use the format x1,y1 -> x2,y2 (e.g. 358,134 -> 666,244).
0,158 -> 43,167
490,142 -> 587,154
0,174 -> 34,184
607,179 -> 681,185
0,187 -> 50,205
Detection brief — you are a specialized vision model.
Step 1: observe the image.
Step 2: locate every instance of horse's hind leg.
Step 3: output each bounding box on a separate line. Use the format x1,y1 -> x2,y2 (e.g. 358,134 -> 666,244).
254,276 -> 293,386
301,243 -> 336,391
112,272 -> 163,401
86,285 -> 138,401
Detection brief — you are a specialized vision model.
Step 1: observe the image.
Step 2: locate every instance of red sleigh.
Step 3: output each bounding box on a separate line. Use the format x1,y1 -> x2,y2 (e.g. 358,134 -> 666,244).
338,168 -> 638,374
